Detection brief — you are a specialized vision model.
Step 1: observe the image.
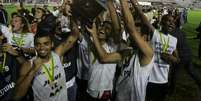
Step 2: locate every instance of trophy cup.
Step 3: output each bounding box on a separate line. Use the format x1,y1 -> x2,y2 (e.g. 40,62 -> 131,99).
72,0 -> 107,23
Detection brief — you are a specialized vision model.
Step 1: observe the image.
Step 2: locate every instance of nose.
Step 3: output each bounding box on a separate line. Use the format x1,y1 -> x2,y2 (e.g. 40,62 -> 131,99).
37,44 -> 46,50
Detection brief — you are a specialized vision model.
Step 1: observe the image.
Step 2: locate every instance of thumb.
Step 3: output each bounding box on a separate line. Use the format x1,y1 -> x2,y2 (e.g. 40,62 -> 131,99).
86,25 -> 91,32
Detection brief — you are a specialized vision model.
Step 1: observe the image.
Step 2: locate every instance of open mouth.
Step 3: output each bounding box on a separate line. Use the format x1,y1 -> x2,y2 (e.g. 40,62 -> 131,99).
12,25 -> 15,28
38,50 -> 47,54
98,31 -> 106,38
99,31 -> 105,35
168,25 -> 174,31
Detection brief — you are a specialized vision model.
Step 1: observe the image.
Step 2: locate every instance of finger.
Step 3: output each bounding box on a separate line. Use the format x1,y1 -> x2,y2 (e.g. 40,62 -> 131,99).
85,25 -> 91,32
92,22 -> 96,28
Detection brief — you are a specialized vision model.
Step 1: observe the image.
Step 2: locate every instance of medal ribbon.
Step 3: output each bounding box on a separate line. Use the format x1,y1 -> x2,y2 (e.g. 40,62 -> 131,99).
42,56 -> 55,82
159,32 -> 169,53
12,34 -> 25,47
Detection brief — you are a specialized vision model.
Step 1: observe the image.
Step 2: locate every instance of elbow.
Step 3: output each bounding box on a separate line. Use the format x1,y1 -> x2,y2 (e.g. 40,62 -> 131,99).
99,55 -> 109,63
99,53 -> 114,63
13,88 -> 24,101
99,58 -> 109,63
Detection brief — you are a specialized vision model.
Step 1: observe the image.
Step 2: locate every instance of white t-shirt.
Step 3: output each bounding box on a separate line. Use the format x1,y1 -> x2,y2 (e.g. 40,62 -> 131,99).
149,30 -> 177,84
31,52 -> 68,101
115,54 -> 154,101
0,24 -> 34,48
87,43 -> 117,98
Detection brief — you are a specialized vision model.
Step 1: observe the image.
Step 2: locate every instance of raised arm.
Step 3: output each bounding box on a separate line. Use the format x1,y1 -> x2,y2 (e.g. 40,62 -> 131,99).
130,0 -> 155,33
14,58 -> 42,100
55,17 -> 79,57
120,0 -> 153,65
107,0 -> 121,35
86,23 -> 122,63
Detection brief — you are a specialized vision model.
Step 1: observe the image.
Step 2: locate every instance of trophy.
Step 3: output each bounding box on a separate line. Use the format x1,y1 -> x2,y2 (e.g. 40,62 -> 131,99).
72,0 -> 107,22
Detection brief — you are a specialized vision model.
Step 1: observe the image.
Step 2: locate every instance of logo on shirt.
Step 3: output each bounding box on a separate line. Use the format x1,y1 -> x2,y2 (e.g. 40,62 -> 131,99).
123,70 -> 131,77
0,82 -> 15,97
63,62 -> 71,68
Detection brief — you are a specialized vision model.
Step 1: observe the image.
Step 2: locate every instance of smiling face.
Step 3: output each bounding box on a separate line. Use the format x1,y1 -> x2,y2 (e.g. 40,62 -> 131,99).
97,22 -> 112,40
34,36 -> 53,58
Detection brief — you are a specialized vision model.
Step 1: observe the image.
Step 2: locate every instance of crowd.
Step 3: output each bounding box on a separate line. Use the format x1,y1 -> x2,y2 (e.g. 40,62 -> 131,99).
0,0 -> 201,101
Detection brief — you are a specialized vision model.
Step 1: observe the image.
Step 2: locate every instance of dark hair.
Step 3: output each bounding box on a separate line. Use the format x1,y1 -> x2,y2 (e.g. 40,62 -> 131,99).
160,14 -> 173,26
34,31 -> 53,44
36,7 -> 46,15
11,12 -> 18,18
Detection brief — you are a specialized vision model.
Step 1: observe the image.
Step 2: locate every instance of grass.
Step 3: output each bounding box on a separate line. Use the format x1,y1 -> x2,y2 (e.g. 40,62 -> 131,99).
166,10 -> 201,101
182,10 -> 201,67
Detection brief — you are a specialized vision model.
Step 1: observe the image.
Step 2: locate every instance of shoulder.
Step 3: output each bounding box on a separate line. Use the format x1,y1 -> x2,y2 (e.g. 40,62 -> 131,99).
51,52 -> 61,60
137,54 -> 155,71
151,29 -> 160,39
168,34 -> 177,42
25,33 -> 34,37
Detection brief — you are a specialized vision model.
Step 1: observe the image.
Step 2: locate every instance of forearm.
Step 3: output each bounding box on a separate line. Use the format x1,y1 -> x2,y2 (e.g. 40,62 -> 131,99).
14,68 -> 36,100
107,0 -> 121,34
55,19 -> 79,56
120,0 -> 153,58
91,34 -> 107,60
120,0 -> 135,33
16,56 -> 26,65
131,0 -> 154,32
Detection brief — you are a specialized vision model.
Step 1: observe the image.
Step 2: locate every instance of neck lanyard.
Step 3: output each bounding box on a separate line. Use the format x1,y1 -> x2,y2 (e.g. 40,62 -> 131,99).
12,34 -> 24,47
159,32 -> 169,53
0,53 -> 6,73
42,56 -> 55,82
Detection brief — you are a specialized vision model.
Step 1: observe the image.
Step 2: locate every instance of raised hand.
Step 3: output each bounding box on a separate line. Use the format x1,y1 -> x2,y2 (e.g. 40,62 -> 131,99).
86,22 -> 98,37
2,43 -> 20,56
33,56 -> 44,71
131,0 -> 139,6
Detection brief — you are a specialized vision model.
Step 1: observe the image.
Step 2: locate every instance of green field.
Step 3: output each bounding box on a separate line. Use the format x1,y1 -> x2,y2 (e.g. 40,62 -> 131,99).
4,4 -> 53,21
164,10 -> 201,101
183,10 -> 201,63
3,5 -> 201,101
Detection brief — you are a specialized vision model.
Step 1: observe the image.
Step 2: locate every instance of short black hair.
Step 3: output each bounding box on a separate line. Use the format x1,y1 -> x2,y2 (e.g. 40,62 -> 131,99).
36,7 -> 46,14
11,12 -> 18,18
160,14 -> 173,25
34,31 -> 53,44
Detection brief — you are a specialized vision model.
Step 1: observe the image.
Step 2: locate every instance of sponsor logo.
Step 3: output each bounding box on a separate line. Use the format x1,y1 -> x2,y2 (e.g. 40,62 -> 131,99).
0,82 -> 15,97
